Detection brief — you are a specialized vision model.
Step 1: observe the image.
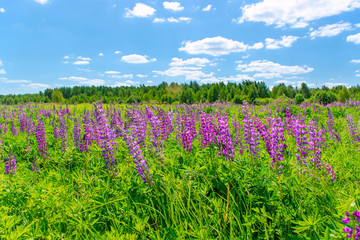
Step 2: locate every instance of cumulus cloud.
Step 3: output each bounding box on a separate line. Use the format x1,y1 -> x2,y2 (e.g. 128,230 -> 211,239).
235,0 -> 360,28
60,76 -> 105,86
121,54 -> 156,64
136,74 -> 148,78
73,60 -> 90,65
236,60 -> 313,79
110,74 -> 134,79
21,83 -> 50,89
34,0 -> 49,4
179,36 -> 253,56
125,3 -> 156,18
202,5 -> 212,11
125,80 -> 140,85
64,56 -> 70,59
114,50 -> 121,54
0,60 -> 2,66
0,8 -> 5,13
265,35 -> 299,49
249,42 -> 264,50
310,22 -> 353,39
1,78 -> 31,83
59,76 -> 88,81
153,67 -> 213,81
154,18 -> 166,23
163,2 -> 184,11
323,82 -> 349,88
350,59 -> 360,63
113,82 -> 130,87
169,57 -> 211,67
0,69 -> 6,74
154,17 -> 191,23
99,53 -> 104,56
105,71 -> 121,74
347,33 -> 360,44
77,56 -> 91,61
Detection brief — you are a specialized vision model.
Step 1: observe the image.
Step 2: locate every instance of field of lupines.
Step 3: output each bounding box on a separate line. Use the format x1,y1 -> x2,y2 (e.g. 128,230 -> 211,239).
1,100 -> 360,239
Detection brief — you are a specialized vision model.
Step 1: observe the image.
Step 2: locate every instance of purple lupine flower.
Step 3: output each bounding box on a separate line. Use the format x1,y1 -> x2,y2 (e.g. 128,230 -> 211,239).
123,127 -> 152,184
19,113 -> 27,132
94,101 -> 117,175
346,114 -> 359,144
35,118 -> 49,160
146,107 -> 163,150
327,108 -> 341,143
59,116 -> 68,152
73,118 -> 81,149
180,110 -> 197,152
216,115 -> 235,160
233,116 -> 244,154
293,118 -> 309,166
242,101 -> 260,158
342,211 -> 360,239
10,120 -> 18,136
4,149 -> 16,174
80,109 -> 93,152
199,112 -> 216,148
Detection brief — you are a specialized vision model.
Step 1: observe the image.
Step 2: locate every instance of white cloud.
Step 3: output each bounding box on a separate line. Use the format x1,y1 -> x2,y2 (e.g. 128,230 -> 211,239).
202,5 -> 212,11
249,42 -> 264,50
154,18 -> 166,23
136,74 -> 148,78
73,60 -> 90,65
147,80 -> 153,83
0,8 -> 6,13
153,66 -> 213,80
125,80 -> 140,85
121,54 -> 156,64
114,50 -> 121,54
236,60 -> 313,78
77,56 -> 91,61
125,3 -> 156,18
105,70 -> 121,74
163,2 -> 184,11
80,79 -> 105,86
99,53 -> 104,56
64,56 -> 70,59
179,36 -> 250,56
0,60 -> 2,66
34,0 -> 48,4
0,69 -> 6,74
347,33 -> 360,44
200,77 -> 222,84
170,57 -> 211,67
111,74 -> 134,79
265,35 -> 299,49
220,74 -> 255,82
310,22 -> 352,39
155,17 -> 191,23
323,82 -> 349,88
356,74 -> 360,77
236,0 -> 360,28
21,83 -> 50,89
1,78 -> 31,83
351,59 -> 360,63
59,76 -> 88,81
113,82 -> 130,87
274,80 -> 295,85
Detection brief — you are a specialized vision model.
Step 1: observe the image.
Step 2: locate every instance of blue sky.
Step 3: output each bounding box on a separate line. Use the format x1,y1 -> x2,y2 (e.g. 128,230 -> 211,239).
0,0 -> 360,94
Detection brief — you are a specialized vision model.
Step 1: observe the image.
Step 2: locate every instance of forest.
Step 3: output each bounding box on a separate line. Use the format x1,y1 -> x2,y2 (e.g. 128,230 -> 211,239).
0,80 -> 359,105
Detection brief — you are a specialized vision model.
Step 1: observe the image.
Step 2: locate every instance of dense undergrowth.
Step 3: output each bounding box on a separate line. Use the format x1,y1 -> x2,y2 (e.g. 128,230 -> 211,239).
0,101 -> 360,239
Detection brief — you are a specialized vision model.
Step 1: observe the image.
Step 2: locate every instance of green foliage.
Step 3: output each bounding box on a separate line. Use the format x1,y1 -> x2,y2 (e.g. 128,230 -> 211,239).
314,91 -> 337,105
295,93 -> 305,105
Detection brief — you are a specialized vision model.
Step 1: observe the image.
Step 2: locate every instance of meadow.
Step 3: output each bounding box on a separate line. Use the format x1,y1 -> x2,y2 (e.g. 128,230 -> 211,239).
0,100 -> 360,239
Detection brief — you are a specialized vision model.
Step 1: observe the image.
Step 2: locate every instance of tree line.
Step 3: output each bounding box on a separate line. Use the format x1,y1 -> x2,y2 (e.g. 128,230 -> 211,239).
0,81 -> 359,105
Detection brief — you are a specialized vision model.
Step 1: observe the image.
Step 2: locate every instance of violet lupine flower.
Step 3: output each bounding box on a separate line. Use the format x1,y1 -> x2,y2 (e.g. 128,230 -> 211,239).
146,107 -> 163,150
242,101 -> 260,158
307,120 -> 325,171
293,118 -> 309,166
264,117 -> 287,174
35,119 -> 49,160
233,117 -> 244,154
19,113 -> 27,132
159,109 -> 173,142
123,132 -> 152,184
216,115 -> 235,160
199,112 -> 216,148
128,109 -> 147,147
11,120 -> 18,136
94,101 -> 117,175
80,109 -> 93,152
73,118 -> 81,149
0,139 -> 3,155
346,114 -> 359,144
327,108 -> 341,143
59,116 -> 68,152
180,110 -> 197,152
4,149 -> 16,174
343,211 -> 360,239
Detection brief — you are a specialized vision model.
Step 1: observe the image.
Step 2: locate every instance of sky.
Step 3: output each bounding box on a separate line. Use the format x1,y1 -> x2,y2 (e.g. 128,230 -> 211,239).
0,0 -> 360,95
